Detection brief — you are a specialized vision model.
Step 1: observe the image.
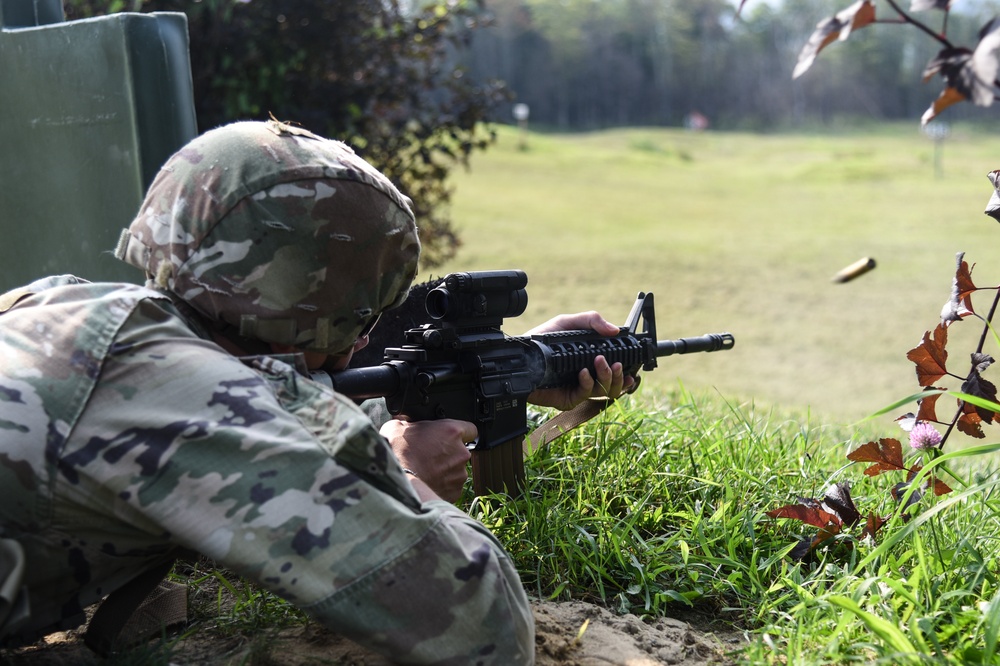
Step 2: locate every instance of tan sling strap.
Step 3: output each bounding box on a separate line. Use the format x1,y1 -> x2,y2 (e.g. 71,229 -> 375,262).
84,559 -> 188,657
525,373 -> 645,453
0,288 -> 35,314
473,397 -> 617,497
525,396 -> 616,454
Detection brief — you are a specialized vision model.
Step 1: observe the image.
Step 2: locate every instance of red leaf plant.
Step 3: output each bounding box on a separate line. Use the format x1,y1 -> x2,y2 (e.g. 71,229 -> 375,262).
767,176 -> 1000,562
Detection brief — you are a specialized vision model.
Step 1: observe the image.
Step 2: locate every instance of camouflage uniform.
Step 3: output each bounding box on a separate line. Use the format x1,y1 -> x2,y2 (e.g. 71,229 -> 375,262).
0,121 -> 534,664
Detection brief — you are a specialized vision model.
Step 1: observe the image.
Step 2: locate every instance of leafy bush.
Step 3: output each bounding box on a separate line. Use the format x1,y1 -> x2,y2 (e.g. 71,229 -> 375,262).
65,0 -> 512,267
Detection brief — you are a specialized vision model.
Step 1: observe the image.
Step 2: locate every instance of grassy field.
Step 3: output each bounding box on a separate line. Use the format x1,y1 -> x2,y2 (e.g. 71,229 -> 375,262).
491,391 -> 1000,665
435,124 -> 1000,429
433,125 -> 1000,664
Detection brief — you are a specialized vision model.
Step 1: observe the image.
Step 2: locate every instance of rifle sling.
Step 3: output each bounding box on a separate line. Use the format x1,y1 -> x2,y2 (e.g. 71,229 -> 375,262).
0,288 -> 35,314
527,373 -> 645,452
84,558 -> 188,657
526,396 -> 615,453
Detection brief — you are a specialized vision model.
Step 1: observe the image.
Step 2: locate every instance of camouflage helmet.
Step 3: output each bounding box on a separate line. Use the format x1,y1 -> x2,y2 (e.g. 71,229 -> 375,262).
115,120 -> 421,354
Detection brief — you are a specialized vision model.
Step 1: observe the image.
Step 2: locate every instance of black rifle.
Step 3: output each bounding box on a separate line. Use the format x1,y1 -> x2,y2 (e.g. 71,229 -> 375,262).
323,270 -> 734,496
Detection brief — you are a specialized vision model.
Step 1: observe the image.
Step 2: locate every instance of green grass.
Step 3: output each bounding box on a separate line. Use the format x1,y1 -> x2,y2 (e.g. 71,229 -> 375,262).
432,125 -> 1000,663
435,123 -> 1000,427
478,387 -> 1000,665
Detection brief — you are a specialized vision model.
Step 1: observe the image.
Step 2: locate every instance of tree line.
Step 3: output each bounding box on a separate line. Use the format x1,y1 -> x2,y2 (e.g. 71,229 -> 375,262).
465,0 -> 1000,131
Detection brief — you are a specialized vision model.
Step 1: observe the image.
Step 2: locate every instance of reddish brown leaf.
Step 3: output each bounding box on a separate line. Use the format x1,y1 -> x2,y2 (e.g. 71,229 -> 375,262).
907,465 -> 953,497
956,260 -> 978,309
896,390 -> 947,429
916,389 -> 944,424
812,525 -> 845,550
922,85 -> 967,125
892,465 -> 951,504
766,498 -> 840,529
962,366 -> 998,424
859,513 -> 887,542
957,402 -> 986,438
793,1 -> 876,79
847,439 -> 899,465
907,324 -> 949,386
847,438 -> 907,476
788,523 -> 845,562
822,481 -> 861,528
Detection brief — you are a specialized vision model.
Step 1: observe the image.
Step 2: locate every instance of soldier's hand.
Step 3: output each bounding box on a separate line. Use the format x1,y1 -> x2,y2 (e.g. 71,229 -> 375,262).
523,311 -> 635,411
380,418 -> 476,503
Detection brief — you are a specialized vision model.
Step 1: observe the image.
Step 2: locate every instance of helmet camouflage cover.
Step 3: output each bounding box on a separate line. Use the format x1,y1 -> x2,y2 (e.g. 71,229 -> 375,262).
115,120 -> 421,354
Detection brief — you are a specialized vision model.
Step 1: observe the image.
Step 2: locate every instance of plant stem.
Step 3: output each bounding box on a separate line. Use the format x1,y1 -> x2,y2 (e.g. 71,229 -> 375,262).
883,0 -> 953,48
942,288 -> 1000,445
974,288 -> 1000,355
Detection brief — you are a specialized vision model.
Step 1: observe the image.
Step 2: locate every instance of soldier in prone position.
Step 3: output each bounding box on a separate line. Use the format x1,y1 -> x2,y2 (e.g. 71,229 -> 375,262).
0,119 -> 629,663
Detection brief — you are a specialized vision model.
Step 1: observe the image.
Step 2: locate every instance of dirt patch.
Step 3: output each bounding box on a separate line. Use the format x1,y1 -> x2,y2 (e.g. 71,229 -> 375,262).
531,600 -> 740,666
5,600 -> 742,665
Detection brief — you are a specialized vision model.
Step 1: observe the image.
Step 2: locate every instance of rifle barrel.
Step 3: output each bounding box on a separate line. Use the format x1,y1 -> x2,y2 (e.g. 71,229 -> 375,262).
656,333 -> 734,356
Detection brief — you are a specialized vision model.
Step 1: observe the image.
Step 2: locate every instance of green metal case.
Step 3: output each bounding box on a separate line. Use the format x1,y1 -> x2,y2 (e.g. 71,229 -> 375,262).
0,0 -> 197,289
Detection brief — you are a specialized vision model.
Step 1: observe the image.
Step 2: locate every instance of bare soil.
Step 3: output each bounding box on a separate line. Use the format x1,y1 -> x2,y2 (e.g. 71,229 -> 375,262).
4,599 -> 743,665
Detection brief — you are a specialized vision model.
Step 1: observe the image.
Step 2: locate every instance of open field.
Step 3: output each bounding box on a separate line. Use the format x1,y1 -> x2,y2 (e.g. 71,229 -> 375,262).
436,124 -> 1000,428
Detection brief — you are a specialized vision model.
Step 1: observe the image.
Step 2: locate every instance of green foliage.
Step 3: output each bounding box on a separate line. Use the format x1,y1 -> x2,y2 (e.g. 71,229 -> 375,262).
471,389 -> 838,618
464,388 -> 1000,664
63,0 -> 511,268
434,123 -> 1000,661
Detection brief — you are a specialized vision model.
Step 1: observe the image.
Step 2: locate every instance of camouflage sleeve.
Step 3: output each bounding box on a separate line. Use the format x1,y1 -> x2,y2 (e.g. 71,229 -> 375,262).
63,304 -> 534,664
358,397 -> 393,430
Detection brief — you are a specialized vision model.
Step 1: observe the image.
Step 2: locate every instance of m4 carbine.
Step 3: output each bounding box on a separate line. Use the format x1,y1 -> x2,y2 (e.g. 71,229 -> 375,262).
322,270 -> 734,496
